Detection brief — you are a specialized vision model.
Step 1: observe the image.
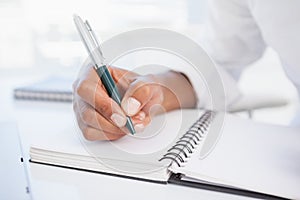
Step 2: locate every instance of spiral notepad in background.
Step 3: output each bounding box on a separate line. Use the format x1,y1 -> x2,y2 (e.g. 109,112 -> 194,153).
14,76 -> 73,102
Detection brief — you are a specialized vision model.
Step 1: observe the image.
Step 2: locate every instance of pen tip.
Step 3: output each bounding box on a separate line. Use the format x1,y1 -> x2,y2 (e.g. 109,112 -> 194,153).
125,117 -> 136,135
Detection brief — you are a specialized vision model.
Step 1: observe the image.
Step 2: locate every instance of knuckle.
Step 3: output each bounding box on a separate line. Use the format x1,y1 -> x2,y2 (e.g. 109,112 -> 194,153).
81,109 -> 94,124
98,100 -> 112,115
76,80 -> 89,96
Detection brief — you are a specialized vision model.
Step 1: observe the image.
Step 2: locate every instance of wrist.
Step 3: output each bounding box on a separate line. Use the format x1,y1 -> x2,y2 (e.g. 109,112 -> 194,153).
156,71 -> 197,111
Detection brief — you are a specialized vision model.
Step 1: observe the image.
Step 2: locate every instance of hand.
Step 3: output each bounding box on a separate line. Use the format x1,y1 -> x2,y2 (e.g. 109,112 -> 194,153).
73,66 -> 162,141
73,65 -> 197,141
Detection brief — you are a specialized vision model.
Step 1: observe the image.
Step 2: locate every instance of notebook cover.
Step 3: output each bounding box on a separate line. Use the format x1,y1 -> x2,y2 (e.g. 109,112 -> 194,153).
168,173 -> 287,200
29,159 -> 168,184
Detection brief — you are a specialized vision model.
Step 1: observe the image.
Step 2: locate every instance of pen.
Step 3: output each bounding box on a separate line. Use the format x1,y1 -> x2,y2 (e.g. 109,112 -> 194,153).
73,14 -> 136,135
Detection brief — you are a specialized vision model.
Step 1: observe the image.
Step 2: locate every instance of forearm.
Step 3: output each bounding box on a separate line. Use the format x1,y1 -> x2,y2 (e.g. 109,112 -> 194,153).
156,70 -> 197,111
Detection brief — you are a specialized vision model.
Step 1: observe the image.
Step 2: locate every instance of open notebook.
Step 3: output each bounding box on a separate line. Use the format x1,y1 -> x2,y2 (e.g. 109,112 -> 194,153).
30,110 -> 300,199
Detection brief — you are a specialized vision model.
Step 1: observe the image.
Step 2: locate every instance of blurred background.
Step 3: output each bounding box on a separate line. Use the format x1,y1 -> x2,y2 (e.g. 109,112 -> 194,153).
0,0 -> 207,70
0,0 -> 298,125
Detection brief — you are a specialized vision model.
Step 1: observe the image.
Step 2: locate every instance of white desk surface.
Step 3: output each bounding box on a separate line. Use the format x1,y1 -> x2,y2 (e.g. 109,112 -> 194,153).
0,70 -> 250,200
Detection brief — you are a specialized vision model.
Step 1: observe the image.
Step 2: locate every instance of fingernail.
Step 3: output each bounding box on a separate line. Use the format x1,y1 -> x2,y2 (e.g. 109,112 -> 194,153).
124,97 -> 141,116
138,111 -> 146,121
111,113 -> 126,127
134,124 -> 145,133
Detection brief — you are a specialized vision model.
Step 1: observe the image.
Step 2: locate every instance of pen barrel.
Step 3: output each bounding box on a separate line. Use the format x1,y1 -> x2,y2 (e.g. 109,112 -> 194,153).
96,65 -> 135,134
96,65 -> 122,105
95,65 -> 136,135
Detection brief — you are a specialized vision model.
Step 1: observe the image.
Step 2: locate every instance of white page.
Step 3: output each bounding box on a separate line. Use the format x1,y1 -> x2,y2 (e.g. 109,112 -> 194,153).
175,114 -> 300,199
29,109 -> 204,167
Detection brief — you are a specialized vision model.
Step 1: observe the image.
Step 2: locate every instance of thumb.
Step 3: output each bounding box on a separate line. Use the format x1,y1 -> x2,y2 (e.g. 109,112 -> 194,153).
121,79 -> 154,116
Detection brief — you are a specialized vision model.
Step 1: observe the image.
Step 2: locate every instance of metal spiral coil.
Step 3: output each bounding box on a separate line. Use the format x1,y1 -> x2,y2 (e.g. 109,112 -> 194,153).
158,111 -> 215,167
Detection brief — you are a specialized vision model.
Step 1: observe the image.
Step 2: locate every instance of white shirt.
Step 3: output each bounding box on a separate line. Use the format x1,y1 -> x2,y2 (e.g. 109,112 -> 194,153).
194,0 -> 300,108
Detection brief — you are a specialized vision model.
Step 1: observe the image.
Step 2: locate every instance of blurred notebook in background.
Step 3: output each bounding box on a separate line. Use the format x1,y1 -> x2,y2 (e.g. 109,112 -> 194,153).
14,76 -> 73,102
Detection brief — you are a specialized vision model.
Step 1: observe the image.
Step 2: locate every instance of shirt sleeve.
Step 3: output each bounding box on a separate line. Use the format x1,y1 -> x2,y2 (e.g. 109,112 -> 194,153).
197,0 -> 267,108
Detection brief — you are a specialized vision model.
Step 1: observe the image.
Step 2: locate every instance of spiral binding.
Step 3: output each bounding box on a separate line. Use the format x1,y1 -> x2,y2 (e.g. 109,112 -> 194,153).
158,111 -> 215,167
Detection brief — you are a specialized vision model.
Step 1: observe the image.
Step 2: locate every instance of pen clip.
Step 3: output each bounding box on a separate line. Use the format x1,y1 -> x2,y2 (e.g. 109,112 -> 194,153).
74,14 -> 106,66
84,20 -> 105,59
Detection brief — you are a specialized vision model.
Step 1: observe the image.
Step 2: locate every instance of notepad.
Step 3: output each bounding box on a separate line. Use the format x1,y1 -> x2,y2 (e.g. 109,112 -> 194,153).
29,109 -> 300,199
14,76 -> 73,102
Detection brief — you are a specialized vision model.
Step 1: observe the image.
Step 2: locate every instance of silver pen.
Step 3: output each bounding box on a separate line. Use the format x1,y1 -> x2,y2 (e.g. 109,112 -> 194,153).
73,14 -> 135,135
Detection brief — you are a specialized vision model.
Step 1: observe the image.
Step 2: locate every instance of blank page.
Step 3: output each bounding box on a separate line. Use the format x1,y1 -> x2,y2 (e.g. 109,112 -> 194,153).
177,114 -> 300,199
30,109 -> 204,167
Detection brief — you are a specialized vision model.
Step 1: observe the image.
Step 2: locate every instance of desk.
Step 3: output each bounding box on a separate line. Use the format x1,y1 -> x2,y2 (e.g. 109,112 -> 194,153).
0,70 -> 249,200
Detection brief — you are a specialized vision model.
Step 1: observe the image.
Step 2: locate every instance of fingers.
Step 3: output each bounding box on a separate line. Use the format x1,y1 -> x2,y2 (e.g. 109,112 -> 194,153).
74,99 -> 127,141
73,66 -> 130,141
77,118 -> 125,141
121,76 -> 163,117
78,100 -> 127,134
129,110 -> 151,132
76,79 -> 127,128
74,99 -> 150,141
73,66 -> 158,141
121,79 -> 151,116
